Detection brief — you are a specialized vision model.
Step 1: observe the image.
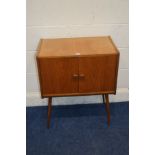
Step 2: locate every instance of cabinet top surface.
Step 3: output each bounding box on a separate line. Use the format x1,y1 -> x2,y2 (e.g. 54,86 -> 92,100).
37,36 -> 119,57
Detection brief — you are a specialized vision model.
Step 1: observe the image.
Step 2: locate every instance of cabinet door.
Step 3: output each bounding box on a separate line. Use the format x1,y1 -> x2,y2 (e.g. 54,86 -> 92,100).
79,55 -> 118,93
38,57 -> 78,96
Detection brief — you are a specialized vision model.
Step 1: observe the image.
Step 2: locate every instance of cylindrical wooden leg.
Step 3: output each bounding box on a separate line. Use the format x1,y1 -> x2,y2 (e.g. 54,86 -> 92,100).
105,94 -> 110,126
102,95 -> 108,113
47,97 -> 52,128
102,95 -> 105,104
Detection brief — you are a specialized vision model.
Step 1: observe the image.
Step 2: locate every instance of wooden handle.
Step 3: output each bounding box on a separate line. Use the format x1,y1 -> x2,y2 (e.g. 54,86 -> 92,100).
79,74 -> 85,78
72,74 -> 78,78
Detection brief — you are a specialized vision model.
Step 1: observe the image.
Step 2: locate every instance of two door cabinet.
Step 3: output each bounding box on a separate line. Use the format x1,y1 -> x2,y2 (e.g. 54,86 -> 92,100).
36,36 -> 119,128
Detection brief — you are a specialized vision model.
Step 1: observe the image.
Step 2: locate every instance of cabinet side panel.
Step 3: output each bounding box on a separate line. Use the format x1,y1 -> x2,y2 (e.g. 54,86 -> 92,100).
39,57 -> 78,96
36,56 -> 44,98
114,52 -> 120,94
103,55 -> 118,91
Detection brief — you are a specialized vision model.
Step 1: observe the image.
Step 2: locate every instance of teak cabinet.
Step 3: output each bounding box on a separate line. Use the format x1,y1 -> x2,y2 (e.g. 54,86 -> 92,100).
36,36 -> 119,128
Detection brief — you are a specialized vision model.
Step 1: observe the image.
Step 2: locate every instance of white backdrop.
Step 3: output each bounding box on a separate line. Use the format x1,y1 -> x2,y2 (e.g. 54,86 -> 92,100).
26,0 -> 129,106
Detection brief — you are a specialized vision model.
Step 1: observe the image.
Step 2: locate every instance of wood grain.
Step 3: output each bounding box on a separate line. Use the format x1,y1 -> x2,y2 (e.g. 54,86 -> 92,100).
38,57 -> 78,96
37,36 -> 118,58
36,36 -> 119,98
36,36 -> 120,127
79,55 -> 118,93
41,91 -> 115,98
105,94 -> 110,126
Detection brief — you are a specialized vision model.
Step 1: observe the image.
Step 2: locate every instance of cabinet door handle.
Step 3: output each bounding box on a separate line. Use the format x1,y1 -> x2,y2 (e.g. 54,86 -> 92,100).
79,74 -> 85,78
72,74 -> 79,79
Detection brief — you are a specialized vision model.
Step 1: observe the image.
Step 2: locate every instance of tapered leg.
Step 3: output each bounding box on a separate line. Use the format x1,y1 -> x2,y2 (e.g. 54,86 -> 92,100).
47,97 -> 52,128
102,95 -> 107,113
102,95 -> 108,113
104,94 -> 110,126
102,94 -> 105,104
